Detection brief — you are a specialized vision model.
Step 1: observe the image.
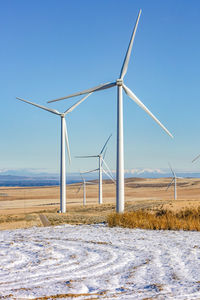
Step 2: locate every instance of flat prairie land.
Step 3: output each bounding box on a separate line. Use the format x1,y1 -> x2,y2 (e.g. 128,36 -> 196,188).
0,177 -> 200,230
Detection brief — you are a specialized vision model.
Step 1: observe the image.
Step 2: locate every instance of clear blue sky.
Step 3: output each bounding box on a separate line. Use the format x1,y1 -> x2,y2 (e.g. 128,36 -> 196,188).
1,0 -> 200,175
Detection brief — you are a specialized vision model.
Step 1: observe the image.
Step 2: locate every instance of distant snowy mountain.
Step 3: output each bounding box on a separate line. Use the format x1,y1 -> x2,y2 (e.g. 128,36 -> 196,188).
124,168 -> 166,177
0,168 -> 58,177
0,168 -> 200,186
124,168 -> 200,178
0,169 -> 80,186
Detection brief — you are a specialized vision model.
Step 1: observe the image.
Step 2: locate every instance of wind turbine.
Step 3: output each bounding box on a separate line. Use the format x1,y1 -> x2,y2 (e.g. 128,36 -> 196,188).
76,134 -> 115,204
166,164 -> 181,200
77,173 -> 96,206
16,93 -> 91,213
47,9 -> 173,213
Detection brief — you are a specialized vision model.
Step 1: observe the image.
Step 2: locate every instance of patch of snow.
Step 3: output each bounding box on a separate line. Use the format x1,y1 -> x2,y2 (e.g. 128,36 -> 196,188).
0,224 -> 200,299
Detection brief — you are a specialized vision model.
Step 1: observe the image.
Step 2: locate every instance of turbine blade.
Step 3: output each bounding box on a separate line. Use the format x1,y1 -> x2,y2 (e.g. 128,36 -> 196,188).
192,154 -> 200,163
47,82 -> 116,103
103,168 -> 116,184
166,178 -> 174,191
102,148 -> 107,165
168,162 -> 176,177
120,9 -> 142,80
64,119 -> 71,164
100,134 -> 112,155
75,155 -> 98,158
82,168 -> 99,174
123,84 -> 173,138
64,93 -> 92,115
77,184 -> 83,194
101,157 -> 115,181
17,97 -> 60,115
79,172 -> 84,181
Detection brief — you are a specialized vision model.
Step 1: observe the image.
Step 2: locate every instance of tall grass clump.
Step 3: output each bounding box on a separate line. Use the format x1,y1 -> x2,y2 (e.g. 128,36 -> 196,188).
107,207 -> 200,231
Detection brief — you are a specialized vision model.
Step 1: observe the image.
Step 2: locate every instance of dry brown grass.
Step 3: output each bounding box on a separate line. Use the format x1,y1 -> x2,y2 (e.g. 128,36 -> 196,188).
107,207 -> 200,231
30,291 -> 106,299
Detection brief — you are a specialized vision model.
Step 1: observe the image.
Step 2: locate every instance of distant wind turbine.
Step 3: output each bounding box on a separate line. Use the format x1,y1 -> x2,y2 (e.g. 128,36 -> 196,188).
47,9 -> 173,213
77,173 -> 96,206
76,134 -> 115,204
166,164 -> 181,200
16,94 -> 91,213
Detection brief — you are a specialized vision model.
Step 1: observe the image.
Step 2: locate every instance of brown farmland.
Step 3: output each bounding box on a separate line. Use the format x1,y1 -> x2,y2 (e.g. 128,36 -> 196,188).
0,177 -> 200,230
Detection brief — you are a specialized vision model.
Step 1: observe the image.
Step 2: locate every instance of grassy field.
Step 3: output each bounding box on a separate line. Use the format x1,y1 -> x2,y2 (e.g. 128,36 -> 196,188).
108,207 -> 200,231
0,177 -> 200,230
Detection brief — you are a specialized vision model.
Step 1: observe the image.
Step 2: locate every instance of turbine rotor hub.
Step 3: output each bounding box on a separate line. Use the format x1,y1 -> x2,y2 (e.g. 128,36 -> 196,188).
116,79 -> 123,86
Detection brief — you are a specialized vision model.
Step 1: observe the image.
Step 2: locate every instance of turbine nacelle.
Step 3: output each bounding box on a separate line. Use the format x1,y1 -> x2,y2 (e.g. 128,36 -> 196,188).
116,79 -> 123,86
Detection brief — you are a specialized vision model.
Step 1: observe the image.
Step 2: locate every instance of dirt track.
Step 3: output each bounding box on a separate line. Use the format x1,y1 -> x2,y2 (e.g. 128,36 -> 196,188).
39,214 -> 51,227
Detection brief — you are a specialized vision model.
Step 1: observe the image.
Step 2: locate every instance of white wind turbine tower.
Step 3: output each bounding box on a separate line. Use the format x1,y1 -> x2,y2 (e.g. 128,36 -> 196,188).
47,9 -> 173,213
16,94 -> 91,213
166,164 -> 181,200
77,173 -> 96,206
76,134 -> 115,205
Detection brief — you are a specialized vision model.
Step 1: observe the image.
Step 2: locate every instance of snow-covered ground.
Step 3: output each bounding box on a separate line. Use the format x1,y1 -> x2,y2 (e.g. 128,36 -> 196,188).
1,224 -> 200,299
